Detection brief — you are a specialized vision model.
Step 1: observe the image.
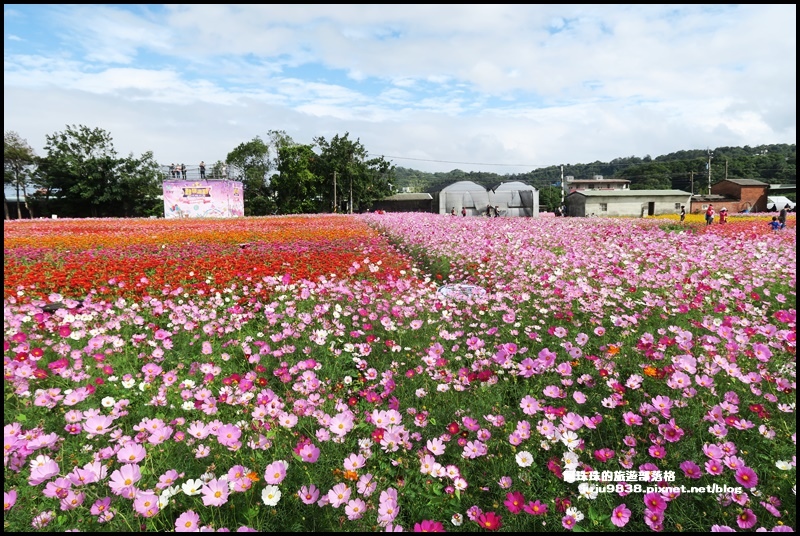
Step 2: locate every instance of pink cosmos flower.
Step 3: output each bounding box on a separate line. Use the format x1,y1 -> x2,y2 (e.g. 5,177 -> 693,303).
201,478 -> 230,507
293,439 -> 317,461
175,510 -> 200,532
108,464 -> 141,495
117,442 -> 147,464
83,415 -> 116,437
133,491 -> 159,518
264,460 -> 288,485
561,514 -> 577,530
4,490 -> 17,512
343,453 -> 366,471
345,498 -> 367,520
298,485 -> 320,505
327,483 -> 351,508
611,503 -> 631,527
705,459 -> 725,476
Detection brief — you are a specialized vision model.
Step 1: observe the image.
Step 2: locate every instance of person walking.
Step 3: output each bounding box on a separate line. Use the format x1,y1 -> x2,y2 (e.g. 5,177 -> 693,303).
461,207 -> 467,217
705,204 -> 715,226
718,207 -> 727,224
199,161 -> 206,179
680,205 -> 686,222
778,205 -> 788,229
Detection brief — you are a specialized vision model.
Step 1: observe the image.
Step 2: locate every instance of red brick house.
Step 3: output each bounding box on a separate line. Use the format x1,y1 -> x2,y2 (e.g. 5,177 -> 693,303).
706,178 -> 769,212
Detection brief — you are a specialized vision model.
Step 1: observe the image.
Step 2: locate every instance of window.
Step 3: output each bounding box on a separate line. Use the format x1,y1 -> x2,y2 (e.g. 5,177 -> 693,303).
600,203 -> 608,212
675,203 -> 682,210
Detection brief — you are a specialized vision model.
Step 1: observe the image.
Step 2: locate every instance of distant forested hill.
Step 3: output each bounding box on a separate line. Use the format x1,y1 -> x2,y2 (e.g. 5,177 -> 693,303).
392,144 -> 796,196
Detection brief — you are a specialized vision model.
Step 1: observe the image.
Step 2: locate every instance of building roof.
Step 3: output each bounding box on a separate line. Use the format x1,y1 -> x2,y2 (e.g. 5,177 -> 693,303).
380,193 -> 433,201
568,178 -> 630,183
717,178 -> 768,186
769,184 -> 796,190
568,189 -> 691,198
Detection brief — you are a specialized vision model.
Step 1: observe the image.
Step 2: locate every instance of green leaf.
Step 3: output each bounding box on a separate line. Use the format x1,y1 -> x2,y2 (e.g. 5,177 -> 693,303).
15,413 -> 27,422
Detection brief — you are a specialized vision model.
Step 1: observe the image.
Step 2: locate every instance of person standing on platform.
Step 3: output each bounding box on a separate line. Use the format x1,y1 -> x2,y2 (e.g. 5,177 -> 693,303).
181,164 -> 187,180
199,161 -> 206,179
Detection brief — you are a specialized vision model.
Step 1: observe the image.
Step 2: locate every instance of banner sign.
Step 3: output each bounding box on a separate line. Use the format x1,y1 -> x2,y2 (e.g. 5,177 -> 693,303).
162,180 -> 244,219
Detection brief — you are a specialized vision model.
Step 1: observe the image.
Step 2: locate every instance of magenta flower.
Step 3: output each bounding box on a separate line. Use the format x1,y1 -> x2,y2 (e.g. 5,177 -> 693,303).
734,466 -> 758,488
413,519 -> 446,532
611,503 -> 631,527
561,514 -> 577,530
679,460 -> 702,479
504,491 -> 525,514
175,510 -> 200,532
476,511 -> 503,531
201,478 -> 230,507
736,508 -> 757,529
4,490 -> 17,511
523,500 -> 548,516
643,492 -> 667,513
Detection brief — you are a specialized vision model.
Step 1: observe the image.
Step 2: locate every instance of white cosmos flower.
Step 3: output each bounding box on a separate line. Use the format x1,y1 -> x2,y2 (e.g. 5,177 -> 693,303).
775,460 -> 792,470
515,451 -> 533,468
262,485 -> 282,506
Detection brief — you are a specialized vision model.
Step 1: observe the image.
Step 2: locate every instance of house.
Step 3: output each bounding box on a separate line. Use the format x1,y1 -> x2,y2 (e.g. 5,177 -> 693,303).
706,178 -> 770,213
565,190 -> 692,217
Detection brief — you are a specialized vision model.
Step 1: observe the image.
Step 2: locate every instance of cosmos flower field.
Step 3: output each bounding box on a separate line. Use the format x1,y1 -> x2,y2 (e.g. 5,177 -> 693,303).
3,213 -> 796,532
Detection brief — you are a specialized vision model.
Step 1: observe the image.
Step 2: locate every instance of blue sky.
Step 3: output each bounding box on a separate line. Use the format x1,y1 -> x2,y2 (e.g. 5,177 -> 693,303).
4,4 -> 796,174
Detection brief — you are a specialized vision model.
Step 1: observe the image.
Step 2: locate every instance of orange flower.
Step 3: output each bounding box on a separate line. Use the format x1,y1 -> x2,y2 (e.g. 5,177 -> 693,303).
246,471 -> 260,482
607,345 -> 620,356
643,365 -> 658,378
343,470 -> 359,481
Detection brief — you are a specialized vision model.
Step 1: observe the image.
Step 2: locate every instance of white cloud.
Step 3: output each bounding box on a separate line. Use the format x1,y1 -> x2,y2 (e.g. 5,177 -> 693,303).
3,4 -> 795,174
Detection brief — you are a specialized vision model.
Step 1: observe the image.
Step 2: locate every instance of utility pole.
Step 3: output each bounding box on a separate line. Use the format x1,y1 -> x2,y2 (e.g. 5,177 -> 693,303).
349,174 -> 353,214
690,171 -> 694,195
560,166 -> 565,205
725,159 -> 728,181
707,149 -> 712,194
333,171 -> 337,213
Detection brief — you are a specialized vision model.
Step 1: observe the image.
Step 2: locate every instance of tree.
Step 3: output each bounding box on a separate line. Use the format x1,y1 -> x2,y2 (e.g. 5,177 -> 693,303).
312,132 -> 395,213
38,125 -> 162,217
4,131 -> 37,219
271,144 -> 324,214
226,136 -> 272,216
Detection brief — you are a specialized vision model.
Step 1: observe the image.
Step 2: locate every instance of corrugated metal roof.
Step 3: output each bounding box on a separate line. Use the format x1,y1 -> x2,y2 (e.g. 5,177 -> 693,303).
719,178 -> 768,186
380,193 -> 433,201
568,190 -> 691,197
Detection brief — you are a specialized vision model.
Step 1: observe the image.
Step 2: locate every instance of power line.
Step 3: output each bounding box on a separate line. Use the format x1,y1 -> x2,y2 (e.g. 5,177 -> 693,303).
378,154 -> 548,168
